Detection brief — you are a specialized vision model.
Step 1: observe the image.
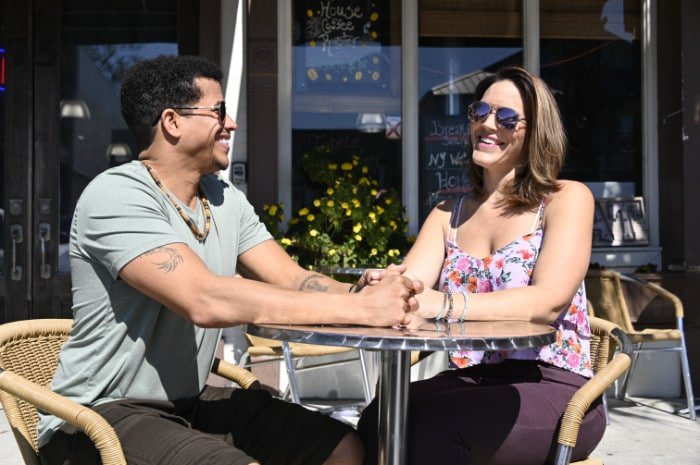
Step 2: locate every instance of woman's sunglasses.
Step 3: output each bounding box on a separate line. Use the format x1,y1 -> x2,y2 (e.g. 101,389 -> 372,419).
467,101 -> 525,131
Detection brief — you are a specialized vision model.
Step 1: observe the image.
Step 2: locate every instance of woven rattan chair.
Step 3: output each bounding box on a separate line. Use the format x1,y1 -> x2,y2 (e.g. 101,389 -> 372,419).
241,334 -> 374,405
554,316 -> 632,465
585,269 -> 696,420
0,318 -> 260,465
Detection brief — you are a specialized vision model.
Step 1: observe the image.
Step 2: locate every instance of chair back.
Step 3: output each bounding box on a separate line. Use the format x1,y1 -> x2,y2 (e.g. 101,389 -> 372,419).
0,319 -> 73,465
585,270 -> 635,333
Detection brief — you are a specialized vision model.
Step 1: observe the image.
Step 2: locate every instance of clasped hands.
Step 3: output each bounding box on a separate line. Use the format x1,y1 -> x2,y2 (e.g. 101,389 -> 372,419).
351,264 -> 423,327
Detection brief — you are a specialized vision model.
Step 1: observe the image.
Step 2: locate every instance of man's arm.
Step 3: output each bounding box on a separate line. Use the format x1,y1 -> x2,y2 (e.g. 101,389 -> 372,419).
235,239 -> 352,293
119,241 -> 418,328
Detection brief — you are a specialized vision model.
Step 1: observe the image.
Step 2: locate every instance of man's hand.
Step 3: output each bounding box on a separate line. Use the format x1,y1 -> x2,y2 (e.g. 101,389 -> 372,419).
353,267 -> 424,327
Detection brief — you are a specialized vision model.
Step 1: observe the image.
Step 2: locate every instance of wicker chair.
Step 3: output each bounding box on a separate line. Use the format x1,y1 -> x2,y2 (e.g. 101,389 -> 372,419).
554,316 -> 632,465
585,269 -> 696,421
0,319 -> 260,465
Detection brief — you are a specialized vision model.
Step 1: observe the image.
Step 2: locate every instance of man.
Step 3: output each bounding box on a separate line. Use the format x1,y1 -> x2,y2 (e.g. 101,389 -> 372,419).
37,55 -> 421,465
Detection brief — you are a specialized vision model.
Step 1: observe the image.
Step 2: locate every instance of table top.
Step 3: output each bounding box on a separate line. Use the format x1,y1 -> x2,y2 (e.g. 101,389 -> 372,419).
248,320 -> 556,352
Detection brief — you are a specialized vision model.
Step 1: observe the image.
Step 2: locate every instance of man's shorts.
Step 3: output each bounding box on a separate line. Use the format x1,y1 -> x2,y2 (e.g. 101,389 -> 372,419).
39,386 -> 354,465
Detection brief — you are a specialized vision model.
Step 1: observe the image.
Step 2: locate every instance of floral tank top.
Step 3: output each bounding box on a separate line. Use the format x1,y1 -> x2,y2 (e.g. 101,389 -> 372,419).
439,196 -> 593,378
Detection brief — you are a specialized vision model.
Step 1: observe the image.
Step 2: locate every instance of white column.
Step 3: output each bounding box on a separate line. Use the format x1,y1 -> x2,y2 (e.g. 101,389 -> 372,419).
402,0 -> 419,235
522,0 -> 540,75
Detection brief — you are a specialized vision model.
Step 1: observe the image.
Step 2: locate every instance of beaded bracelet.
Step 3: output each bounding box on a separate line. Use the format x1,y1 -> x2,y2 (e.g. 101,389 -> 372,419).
444,291 -> 455,320
458,291 -> 470,321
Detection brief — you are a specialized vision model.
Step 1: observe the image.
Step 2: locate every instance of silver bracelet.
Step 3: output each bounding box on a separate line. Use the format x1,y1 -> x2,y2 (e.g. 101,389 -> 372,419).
458,291 -> 470,321
437,291 -> 448,320
442,291 -> 454,321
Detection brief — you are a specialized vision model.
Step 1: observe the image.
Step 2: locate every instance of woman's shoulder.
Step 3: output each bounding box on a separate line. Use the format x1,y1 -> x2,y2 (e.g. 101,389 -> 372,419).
549,180 -> 594,205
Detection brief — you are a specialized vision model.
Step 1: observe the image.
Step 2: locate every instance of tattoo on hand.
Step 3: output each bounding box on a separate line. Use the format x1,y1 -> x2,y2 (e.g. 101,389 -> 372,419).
299,273 -> 329,292
142,247 -> 183,273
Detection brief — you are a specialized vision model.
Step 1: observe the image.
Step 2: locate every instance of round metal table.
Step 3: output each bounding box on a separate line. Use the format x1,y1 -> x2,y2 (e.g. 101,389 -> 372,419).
249,320 -> 556,465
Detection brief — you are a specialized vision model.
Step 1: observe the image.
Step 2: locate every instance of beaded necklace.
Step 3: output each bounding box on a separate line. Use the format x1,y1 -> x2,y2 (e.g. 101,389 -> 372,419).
142,161 -> 212,242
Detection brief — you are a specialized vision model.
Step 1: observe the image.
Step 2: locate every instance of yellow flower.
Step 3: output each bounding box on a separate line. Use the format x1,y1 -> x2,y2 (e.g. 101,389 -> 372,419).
263,204 -> 269,211
328,249 -> 336,256
280,237 -> 292,246
352,157 -> 359,165
327,188 -> 334,195
341,162 -> 353,171
306,214 -> 315,222
327,200 -> 335,207
359,177 -> 369,185
313,199 -> 321,207
362,166 -> 369,174
299,207 -> 309,216
390,221 -> 398,231
370,248 -> 378,256
388,249 -> 399,257
376,206 -> 385,215
309,229 -> 319,237
328,163 -> 337,169
371,189 -> 378,196
369,212 -> 376,222
353,223 -> 362,233
370,12 -> 379,21
355,234 -> 362,241
345,209 -> 352,216
341,202 -> 349,209
269,205 -> 278,216
306,9 -> 314,17
352,199 -> 361,208
385,198 -> 393,205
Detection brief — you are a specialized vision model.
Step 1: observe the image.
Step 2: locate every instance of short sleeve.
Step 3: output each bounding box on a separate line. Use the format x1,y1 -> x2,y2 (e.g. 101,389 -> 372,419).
70,166 -> 185,280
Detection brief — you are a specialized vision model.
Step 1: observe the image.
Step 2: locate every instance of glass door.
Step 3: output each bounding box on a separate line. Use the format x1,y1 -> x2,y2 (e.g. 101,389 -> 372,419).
1,0 -> 188,322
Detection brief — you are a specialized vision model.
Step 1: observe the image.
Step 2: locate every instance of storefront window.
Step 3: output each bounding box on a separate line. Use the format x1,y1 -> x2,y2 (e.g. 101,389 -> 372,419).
418,0 -> 523,221
540,0 -> 642,197
291,0 -> 403,212
58,1 -> 178,271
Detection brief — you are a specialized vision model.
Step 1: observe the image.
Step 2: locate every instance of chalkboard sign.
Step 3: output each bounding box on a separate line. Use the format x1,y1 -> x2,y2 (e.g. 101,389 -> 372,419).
419,115 -> 472,222
294,0 -> 388,90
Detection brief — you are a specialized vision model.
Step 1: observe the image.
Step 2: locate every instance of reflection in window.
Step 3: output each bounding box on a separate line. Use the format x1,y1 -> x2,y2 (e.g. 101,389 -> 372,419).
418,0 -> 523,222
291,0 -> 402,213
541,0 -> 642,196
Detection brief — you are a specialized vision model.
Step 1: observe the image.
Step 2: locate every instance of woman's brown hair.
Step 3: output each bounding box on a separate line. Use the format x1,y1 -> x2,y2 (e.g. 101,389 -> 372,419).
469,67 -> 566,208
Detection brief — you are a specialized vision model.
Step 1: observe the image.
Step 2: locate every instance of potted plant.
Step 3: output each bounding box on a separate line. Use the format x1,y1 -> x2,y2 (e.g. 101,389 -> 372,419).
260,149 -> 413,278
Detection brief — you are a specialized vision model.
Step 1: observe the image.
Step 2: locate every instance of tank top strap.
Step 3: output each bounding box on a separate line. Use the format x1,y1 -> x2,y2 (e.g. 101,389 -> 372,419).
529,197 -> 547,234
447,196 -> 468,243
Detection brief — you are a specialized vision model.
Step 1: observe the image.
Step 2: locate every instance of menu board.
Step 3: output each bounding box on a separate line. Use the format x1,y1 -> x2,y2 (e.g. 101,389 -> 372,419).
419,115 -> 472,222
294,0 -> 388,90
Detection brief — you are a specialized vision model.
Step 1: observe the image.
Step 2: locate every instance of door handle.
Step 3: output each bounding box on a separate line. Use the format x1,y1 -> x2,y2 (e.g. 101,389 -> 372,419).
39,223 -> 51,279
10,224 -> 23,281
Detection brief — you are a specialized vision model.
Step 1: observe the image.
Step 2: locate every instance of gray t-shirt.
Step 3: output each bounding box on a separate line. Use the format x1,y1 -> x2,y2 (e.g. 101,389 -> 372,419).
37,161 -> 272,446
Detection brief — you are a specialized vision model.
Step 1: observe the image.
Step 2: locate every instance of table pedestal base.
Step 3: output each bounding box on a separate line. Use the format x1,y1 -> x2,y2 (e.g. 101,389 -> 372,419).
378,350 -> 411,465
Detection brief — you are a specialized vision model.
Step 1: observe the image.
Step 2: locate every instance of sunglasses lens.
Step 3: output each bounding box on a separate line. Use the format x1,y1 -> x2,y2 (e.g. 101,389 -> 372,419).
468,101 -> 491,123
495,107 -> 521,130
219,102 -> 226,122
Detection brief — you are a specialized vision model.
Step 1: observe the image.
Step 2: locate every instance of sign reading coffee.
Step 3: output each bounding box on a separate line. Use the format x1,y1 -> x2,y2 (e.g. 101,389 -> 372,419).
294,0 -> 387,89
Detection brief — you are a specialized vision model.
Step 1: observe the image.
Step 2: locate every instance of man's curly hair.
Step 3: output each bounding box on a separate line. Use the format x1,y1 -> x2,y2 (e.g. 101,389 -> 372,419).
120,55 -> 223,151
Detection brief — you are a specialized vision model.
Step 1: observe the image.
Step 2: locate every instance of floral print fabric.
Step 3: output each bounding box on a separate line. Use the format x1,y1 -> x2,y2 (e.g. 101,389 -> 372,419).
439,198 -> 593,378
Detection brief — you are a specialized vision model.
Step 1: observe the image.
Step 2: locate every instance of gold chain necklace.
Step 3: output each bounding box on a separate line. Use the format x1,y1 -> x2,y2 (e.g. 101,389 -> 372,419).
142,161 -> 212,242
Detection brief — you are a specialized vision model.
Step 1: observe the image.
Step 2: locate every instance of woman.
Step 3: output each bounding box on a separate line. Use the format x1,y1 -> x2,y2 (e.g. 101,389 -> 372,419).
357,67 -> 605,465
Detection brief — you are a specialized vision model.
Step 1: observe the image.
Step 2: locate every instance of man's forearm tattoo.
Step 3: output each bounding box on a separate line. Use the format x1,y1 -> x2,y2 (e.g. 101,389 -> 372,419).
142,247 -> 183,273
299,273 -> 329,292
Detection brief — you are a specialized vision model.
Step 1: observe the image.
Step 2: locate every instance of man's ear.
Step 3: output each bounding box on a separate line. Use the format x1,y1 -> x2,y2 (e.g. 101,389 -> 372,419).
159,109 -> 183,138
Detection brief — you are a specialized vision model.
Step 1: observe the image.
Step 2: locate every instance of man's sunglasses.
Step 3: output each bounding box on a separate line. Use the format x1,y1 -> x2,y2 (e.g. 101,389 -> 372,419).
467,101 -> 525,131
170,101 -> 227,124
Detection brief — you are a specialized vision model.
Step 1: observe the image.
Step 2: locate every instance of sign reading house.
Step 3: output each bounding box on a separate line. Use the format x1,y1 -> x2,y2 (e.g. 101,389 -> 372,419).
294,0 -> 387,89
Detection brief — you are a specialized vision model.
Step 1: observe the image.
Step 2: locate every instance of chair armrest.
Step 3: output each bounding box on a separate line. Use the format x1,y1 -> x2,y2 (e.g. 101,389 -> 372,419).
645,282 -> 685,319
0,368 -> 126,465
556,352 -> 631,449
210,357 -> 262,390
